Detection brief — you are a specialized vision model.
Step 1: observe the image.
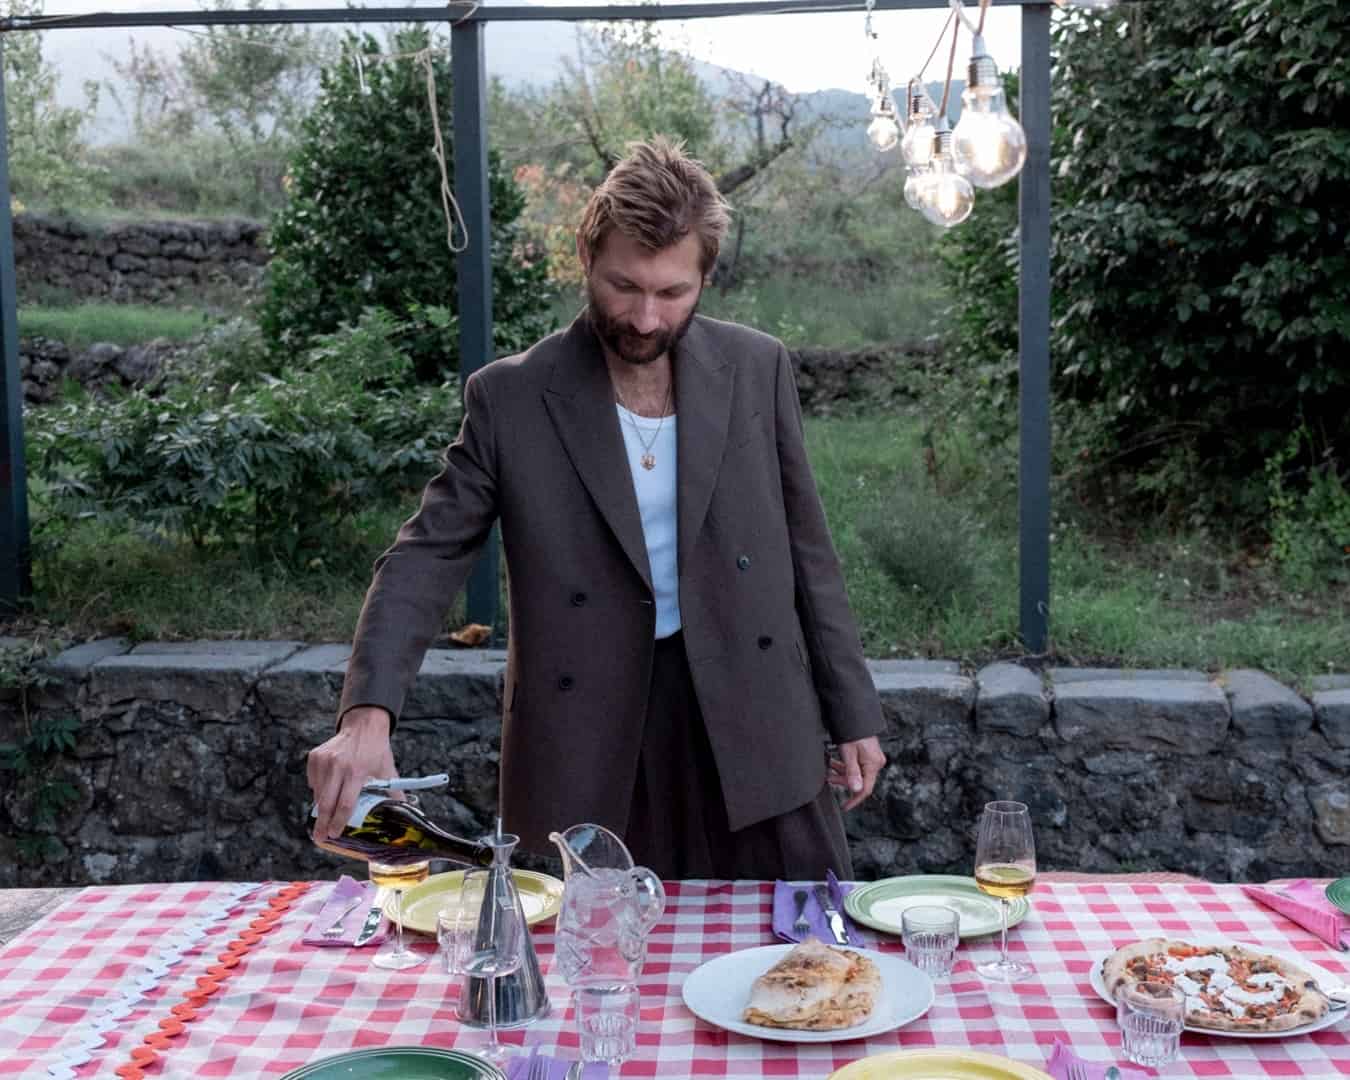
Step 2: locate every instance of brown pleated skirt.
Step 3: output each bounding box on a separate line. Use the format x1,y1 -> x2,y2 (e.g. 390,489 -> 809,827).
623,631 -> 853,881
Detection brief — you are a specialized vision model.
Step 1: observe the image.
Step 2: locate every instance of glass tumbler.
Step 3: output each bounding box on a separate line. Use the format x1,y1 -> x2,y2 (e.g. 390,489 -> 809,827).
901,904 -> 959,978
575,984 -> 640,1065
1117,981 -> 1185,1068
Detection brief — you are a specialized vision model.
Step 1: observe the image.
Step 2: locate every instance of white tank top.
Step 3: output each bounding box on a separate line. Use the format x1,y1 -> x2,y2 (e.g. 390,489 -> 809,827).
615,403 -> 681,638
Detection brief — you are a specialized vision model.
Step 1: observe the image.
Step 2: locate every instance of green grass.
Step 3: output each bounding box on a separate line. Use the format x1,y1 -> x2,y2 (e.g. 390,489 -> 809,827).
19,303 -> 216,350
18,410 -> 1348,683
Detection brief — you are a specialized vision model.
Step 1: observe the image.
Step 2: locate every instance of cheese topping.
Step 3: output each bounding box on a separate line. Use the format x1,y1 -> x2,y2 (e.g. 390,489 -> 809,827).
1164,953 -> 1228,977
1173,973 -> 1205,997
1223,983 -> 1287,1008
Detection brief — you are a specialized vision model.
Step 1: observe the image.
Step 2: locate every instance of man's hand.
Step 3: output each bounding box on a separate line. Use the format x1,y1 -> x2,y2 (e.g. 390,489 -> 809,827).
307,707 -> 397,841
828,735 -> 886,812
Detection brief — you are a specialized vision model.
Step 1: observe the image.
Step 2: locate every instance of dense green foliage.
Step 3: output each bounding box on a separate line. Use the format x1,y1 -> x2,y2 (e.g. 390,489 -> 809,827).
260,29 -> 556,378
941,0 -> 1350,580
27,313 -> 461,562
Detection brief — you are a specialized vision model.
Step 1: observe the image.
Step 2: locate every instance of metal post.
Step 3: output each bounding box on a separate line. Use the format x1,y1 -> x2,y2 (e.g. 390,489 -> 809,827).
1018,4 -> 1051,653
0,37 -> 33,614
451,15 -> 499,636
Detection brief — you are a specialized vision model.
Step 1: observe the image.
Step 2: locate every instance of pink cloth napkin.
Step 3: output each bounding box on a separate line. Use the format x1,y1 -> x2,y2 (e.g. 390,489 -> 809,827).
1046,1040 -> 1149,1080
505,1050 -> 607,1079
301,875 -> 389,947
772,870 -> 860,945
1242,879 -> 1350,950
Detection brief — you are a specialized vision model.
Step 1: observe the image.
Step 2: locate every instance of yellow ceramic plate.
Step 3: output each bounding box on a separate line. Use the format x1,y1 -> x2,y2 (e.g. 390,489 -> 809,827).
829,1049 -> 1054,1079
386,869 -> 564,934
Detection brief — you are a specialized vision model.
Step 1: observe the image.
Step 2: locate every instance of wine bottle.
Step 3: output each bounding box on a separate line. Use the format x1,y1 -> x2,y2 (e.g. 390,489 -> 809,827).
311,790 -> 494,868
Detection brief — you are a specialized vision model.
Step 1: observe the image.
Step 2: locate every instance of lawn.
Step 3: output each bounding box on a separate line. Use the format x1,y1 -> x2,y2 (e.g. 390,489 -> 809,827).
19,303 -> 216,350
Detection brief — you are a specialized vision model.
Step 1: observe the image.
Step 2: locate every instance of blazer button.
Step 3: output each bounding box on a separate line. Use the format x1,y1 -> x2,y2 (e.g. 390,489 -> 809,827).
757,636 -> 773,650
737,555 -> 751,570
558,675 -> 575,691
571,592 -> 587,607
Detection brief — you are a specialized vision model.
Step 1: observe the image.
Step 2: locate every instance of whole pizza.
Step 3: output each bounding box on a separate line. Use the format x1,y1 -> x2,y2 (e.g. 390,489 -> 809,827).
1101,937 -> 1333,1033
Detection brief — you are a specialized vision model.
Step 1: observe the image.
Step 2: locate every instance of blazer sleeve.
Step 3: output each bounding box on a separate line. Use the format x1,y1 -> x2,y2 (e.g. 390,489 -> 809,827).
772,344 -> 885,745
338,370 -> 501,729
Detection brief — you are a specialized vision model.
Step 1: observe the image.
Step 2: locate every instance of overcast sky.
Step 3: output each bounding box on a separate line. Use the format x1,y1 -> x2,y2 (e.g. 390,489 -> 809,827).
36,0 -> 1025,96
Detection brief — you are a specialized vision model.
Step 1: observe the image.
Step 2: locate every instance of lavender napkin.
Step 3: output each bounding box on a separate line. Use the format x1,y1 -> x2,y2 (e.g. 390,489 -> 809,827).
1046,1040 -> 1149,1080
301,875 -> 389,947
505,1050 -> 607,1079
772,870 -> 860,945
1242,879 -> 1350,950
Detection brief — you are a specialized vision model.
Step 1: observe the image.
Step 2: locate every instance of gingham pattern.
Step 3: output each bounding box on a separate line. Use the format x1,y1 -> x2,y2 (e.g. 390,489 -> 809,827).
3,880 -> 1350,1078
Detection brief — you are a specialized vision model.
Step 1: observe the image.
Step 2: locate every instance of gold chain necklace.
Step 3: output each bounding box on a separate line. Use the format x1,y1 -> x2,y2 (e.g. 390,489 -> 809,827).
613,380 -> 673,471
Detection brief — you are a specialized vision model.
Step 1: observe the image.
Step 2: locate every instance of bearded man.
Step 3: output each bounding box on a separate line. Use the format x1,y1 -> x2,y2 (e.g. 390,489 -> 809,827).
307,137 -> 885,879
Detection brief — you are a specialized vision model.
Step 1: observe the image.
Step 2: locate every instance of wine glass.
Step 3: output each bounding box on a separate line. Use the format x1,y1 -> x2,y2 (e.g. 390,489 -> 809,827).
973,799 -> 1036,982
370,854 -> 431,971
441,866 -> 525,1066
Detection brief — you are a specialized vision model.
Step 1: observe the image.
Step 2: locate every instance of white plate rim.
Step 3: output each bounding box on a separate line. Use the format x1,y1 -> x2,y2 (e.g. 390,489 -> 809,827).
844,874 -> 1032,940
680,943 -> 934,1043
1088,934 -> 1349,1040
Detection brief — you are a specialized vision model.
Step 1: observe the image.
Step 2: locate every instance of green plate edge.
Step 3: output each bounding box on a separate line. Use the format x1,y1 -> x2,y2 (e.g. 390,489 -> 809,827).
277,1046 -> 507,1080
1326,877 -> 1350,915
844,873 -> 1032,940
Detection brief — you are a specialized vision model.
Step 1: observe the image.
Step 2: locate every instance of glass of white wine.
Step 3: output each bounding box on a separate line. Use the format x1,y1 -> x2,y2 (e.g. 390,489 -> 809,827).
370,856 -> 431,971
973,799 -> 1036,982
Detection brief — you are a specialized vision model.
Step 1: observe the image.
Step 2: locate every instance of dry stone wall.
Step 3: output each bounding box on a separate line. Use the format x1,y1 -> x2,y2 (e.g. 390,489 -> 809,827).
3,639 -> 1349,888
13,213 -> 267,303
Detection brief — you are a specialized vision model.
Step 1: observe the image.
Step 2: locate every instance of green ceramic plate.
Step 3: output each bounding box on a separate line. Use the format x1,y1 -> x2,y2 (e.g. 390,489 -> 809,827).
844,874 -> 1032,940
277,1047 -> 507,1079
1325,877 -> 1350,915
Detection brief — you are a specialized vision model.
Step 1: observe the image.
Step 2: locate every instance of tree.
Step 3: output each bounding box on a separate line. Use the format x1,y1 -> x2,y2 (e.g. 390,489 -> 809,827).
260,28 -> 556,380
2,0 -> 102,210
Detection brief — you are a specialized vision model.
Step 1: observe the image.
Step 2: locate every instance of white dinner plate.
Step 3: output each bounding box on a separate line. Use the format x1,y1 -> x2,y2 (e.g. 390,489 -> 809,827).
681,944 -> 934,1043
1089,935 -> 1349,1040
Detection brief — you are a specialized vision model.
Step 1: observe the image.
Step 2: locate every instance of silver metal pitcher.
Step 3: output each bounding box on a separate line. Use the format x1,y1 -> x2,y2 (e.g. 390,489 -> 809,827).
455,831 -> 550,1028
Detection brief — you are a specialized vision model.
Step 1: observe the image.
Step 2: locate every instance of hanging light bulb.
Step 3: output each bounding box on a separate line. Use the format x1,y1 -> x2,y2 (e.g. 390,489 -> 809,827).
919,122 -> 975,227
867,95 -> 901,153
952,33 -> 1027,189
863,58 -> 900,153
900,82 -> 937,169
903,163 -> 931,210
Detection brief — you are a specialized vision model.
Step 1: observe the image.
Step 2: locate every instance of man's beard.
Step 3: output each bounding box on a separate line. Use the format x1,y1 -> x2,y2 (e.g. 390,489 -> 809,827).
586,282 -> 700,366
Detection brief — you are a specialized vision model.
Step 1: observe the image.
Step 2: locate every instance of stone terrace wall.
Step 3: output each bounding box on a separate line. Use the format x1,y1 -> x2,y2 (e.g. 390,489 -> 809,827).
14,213 -> 267,303
2,639 -> 1348,887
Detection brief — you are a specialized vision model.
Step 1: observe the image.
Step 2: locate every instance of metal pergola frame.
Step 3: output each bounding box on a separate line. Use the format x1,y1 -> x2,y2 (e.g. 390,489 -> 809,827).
0,0 -> 1053,651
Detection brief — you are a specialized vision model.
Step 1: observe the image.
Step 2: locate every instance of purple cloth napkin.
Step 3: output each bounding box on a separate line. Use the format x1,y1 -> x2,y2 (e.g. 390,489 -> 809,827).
1046,1040 -> 1149,1080
505,1050 -> 607,1079
772,870 -> 860,945
301,875 -> 389,947
1242,879 -> 1350,950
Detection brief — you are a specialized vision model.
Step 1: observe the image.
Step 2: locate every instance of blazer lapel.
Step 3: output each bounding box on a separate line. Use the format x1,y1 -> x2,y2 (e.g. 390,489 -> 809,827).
544,315 -> 654,594
675,317 -> 733,576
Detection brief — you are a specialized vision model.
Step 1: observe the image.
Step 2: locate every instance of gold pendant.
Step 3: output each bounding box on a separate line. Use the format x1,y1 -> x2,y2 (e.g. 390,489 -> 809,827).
641,453 -> 656,470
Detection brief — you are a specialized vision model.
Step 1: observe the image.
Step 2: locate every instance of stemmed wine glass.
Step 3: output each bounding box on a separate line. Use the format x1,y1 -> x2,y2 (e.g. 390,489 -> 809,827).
370,854 -> 431,971
973,799 -> 1036,982
441,866 -> 525,1066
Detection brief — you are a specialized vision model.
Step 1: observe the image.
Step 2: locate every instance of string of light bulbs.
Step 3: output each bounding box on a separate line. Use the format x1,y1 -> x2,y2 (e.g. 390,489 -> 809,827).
864,0 -> 1114,227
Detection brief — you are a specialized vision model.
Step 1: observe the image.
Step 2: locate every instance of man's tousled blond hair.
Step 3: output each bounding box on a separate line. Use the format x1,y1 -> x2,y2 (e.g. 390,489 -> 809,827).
578,137 -> 731,275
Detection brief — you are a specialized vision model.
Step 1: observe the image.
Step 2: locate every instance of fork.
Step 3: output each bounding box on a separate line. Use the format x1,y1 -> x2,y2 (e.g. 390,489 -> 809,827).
792,889 -> 811,936
1063,1063 -> 1092,1080
320,896 -> 364,938
525,1050 -> 550,1080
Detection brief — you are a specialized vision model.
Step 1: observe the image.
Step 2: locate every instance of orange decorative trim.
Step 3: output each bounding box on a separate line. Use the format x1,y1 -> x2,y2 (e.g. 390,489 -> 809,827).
113,881 -> 314,1080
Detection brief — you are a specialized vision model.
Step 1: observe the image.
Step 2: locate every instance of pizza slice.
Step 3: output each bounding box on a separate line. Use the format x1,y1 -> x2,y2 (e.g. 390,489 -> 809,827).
743,939 -> 882,1030
1101,937 -> 1332,1033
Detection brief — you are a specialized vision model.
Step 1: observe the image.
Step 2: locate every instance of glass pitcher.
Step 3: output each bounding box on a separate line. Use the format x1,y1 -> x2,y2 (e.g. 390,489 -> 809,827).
549,823 -> 666,988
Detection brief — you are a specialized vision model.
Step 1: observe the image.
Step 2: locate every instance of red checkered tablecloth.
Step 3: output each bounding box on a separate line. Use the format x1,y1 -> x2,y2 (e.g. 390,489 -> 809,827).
3,879 -> 1350,1078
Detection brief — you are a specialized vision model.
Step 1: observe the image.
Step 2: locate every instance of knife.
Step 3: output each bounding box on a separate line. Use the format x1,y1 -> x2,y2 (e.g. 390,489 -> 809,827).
813,884 -> 849,946
352,886 -> 391,946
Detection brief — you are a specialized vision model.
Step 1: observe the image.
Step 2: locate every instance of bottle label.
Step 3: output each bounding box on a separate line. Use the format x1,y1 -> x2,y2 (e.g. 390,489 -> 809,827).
309,791 -> 386,830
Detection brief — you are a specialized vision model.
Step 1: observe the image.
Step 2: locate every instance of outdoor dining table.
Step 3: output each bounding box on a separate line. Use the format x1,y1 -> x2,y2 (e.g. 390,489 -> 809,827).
2,875 -> 1349,1078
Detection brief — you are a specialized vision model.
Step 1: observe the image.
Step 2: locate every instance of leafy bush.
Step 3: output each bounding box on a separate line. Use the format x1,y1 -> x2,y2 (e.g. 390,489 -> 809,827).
1265,425 -> 1350,589
858,471 -> 986,612
28,308 -> 461,562
260,28 -> 556,379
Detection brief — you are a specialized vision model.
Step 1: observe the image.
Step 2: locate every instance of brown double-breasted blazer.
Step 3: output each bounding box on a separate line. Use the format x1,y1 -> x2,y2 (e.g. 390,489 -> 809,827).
339,312 -> 885,855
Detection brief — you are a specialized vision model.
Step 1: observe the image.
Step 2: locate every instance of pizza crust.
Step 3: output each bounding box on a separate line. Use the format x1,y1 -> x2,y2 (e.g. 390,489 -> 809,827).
1100,938 -> 1331,1033
743,940 -> 882,1030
